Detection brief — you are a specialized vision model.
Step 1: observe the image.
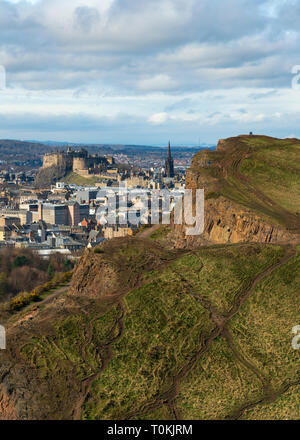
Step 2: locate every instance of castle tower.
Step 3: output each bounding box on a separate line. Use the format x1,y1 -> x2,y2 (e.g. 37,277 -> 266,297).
165,141 -> 174,178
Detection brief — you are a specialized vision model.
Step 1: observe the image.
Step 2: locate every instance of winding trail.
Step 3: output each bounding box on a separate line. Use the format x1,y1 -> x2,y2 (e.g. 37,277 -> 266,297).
122,244 -> 297,420
72,300 -> 125,420
228,378 -> 300,420
39,283 -> 70,306
220,146 -> 300,233
137,224 -> 161,239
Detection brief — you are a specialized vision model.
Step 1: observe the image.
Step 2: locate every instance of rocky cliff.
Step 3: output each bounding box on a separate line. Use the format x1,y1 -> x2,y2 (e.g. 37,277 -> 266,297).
173,135 -> 300,247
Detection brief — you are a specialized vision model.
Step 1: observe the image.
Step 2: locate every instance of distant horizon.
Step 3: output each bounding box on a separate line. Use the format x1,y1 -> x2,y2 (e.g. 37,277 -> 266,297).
1,132 -> 298,149
0,137 -> 217,149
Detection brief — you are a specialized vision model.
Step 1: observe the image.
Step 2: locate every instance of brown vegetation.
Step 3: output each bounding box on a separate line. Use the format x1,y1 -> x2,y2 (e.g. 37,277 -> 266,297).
0,248 -> 74,302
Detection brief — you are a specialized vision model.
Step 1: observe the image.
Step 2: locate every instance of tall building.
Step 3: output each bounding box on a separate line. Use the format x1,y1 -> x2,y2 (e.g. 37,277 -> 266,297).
41,204 -> 68,225
37,202 -> 90,226
165,141 -> 174,178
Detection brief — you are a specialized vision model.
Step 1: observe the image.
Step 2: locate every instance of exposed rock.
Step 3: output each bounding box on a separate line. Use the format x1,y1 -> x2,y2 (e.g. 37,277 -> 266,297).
68,249 -> 120,299
173,196 -> 296,249
172,135 -> 300,248
0,384 -> 17,420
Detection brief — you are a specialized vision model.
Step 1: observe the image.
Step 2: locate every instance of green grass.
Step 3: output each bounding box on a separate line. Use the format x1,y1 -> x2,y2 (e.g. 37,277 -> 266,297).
172,244 -> 283,314
228,247 -> 300,390
82,269 -> 214,419
174,337 -> 263,419
149,225 -> 171,241
240,385 -> 300,420
240,156 -> 300,215
190,135 -> 300,228
3,240 -> 299,420
80,243 -> 285,419
64,172 -> 101,185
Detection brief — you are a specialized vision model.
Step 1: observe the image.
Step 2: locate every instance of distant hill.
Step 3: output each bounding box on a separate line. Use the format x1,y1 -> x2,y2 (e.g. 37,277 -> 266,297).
0,139 -> 52,165
0,139 -> 213,168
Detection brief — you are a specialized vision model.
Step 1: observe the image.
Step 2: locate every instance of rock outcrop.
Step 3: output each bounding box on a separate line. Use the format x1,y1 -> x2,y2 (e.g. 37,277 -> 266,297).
172,135 -> 300,248
173,196 -> 296,249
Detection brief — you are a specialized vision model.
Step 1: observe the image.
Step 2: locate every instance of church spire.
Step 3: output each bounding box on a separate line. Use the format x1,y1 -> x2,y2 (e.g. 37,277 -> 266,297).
165,141 -> 174,178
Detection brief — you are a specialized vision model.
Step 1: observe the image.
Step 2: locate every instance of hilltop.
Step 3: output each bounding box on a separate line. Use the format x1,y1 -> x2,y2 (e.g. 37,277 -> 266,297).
174,135 -> 300,247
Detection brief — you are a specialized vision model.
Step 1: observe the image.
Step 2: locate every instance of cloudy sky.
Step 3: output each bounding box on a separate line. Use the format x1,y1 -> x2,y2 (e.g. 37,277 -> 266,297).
0,0 -> 300,145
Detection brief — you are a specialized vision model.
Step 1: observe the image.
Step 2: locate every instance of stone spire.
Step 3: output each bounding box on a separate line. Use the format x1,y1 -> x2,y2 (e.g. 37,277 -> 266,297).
165,141 -> 174,178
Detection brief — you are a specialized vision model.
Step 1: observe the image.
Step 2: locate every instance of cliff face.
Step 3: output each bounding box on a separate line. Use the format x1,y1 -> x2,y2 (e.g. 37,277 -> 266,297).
34,164 -> 67,188
173,135 -> 300,247
68,249 -> 121,299
173,196 -> 295,249
69,238 -> 178,299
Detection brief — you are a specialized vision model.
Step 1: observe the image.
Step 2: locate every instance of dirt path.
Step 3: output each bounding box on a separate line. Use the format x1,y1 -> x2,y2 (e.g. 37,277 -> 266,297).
137,224 -> 161,239
228,377 -> 300,420
72,300 -> 125,420
223,327 -> 270,388
220,147 -> 300,233
123,244 -> 297,420
39,283 -> 70,306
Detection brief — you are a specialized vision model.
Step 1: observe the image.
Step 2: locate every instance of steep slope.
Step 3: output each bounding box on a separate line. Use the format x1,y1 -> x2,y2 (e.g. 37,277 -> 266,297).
0,238 -> 299,420
34,165 -> 67,188
175,135 -> 300,246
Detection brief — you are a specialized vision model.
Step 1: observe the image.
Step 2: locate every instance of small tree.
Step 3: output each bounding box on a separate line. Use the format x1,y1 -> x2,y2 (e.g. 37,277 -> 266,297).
47,263 -> 54,279
63,259 -> 74,271
12,255 -> 29,268
0,272 -> 7,298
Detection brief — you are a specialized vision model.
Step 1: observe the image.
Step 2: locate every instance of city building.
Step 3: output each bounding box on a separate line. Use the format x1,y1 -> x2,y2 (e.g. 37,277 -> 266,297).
36,202 -> 90,226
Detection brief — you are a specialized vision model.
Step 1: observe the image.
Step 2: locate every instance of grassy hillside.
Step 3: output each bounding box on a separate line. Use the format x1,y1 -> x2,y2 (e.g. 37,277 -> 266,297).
63,172 -> 101,186
1,238 -> 299,420
36,169 -> 103,189
190,135 -> 300,231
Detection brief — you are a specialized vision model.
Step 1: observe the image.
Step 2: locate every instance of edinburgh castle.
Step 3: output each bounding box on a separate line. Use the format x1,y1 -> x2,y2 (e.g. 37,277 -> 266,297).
42,147 -> 112,177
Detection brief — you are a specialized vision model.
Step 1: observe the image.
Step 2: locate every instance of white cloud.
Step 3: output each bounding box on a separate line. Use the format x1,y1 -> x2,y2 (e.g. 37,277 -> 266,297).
137,74 -> 177,91
148,112 -> 168,124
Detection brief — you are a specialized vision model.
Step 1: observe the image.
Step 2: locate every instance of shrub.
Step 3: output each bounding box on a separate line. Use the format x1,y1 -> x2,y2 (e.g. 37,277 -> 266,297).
12,255 -> 29,268
0,272 -> 7,298
47,263 -> 54,279
9,293 -> 30,311
9,270 -> 73,312
63,259 -> 74,270
28,291 -> 41,302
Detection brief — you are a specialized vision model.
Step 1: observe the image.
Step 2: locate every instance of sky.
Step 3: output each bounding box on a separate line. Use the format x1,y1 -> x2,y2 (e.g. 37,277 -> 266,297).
1,0 -> 300,145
